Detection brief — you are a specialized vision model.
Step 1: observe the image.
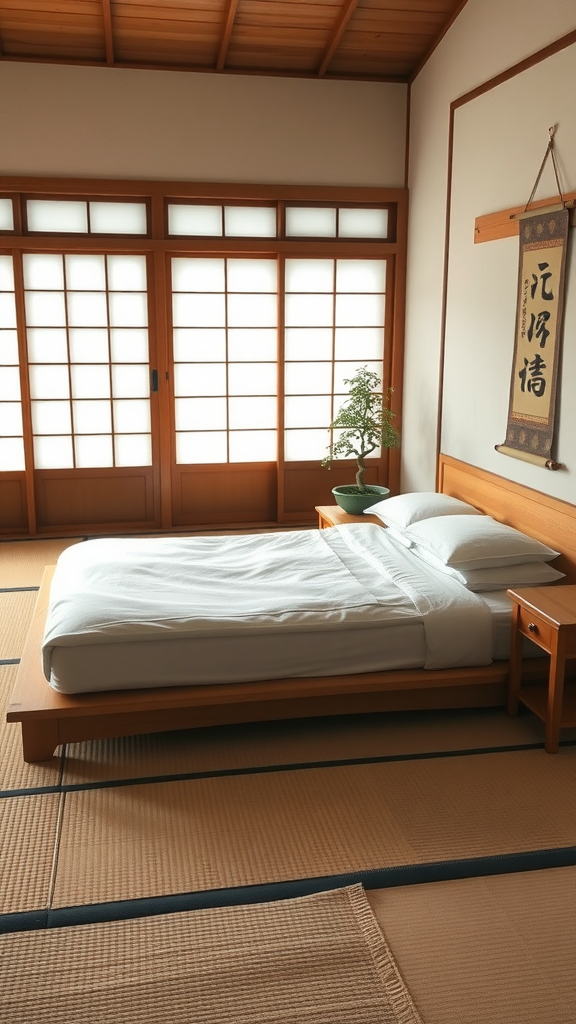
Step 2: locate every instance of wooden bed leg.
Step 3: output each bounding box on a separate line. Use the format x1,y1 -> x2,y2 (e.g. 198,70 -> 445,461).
21,721 -> 59,763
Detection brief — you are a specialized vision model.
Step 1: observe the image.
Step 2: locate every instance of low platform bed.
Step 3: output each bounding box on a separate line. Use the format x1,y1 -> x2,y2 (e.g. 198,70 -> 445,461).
9,455 -> 576,762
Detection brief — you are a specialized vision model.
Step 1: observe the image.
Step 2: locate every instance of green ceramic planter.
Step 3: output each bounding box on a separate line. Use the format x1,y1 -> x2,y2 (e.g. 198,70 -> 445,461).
332,485 -> 390,515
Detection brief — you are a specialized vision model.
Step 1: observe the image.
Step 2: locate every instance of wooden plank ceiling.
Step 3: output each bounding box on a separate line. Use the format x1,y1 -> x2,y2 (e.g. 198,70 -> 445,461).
0,0 -> 466,82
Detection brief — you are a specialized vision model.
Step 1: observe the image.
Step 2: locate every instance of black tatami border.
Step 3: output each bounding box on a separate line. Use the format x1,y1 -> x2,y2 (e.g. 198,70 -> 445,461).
2,845 -> 576,935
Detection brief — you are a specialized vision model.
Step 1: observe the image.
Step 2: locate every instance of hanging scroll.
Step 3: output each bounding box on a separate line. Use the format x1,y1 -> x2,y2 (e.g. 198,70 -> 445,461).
496,206 -> 569,468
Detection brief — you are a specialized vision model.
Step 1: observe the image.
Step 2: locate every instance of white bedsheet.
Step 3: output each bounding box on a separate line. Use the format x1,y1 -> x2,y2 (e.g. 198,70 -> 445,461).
42,524 -> 494,693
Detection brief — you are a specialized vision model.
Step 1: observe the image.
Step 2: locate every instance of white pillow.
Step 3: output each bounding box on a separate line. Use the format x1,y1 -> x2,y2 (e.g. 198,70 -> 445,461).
407,547 -> 565,591
365,491 -> 481,530
403,514 -> 560,570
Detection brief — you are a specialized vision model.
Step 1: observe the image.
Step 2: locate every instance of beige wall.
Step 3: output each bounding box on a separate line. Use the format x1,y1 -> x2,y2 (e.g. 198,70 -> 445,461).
404,0 -> 576,496
0,62 -> 406,186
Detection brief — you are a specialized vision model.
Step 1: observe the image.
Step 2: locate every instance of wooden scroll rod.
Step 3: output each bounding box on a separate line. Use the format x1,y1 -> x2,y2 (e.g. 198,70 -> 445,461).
475,193 -> 576,244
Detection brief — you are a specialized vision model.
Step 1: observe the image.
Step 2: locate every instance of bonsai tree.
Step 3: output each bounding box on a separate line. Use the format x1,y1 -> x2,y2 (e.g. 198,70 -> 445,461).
322,365 -> 400,493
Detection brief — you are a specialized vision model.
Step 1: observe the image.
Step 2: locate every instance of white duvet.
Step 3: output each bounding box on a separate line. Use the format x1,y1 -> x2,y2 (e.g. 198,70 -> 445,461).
42,524 -> 494,692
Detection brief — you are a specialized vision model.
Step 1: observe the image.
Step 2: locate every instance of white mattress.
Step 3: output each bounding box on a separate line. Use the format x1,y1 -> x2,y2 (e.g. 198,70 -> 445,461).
43,524 -> 519,695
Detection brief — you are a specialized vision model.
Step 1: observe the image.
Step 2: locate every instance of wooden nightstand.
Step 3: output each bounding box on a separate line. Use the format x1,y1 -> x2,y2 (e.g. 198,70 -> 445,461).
315,505 -> 383,529
507,585 -> 576,753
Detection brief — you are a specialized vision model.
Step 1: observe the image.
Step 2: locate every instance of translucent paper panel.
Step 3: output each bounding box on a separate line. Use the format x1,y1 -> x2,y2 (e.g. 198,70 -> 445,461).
335,293 -> 385,327
175,397 -> 226,431
0,198 -> 14,231
338,209 -> 388,238
228,329 -> 276,361
113,399 -> 150,433
228,363 -> 276,396
285,294 -> 333,327
173,329 -> 226,362
29,364 -> 69,400
173,293 -> 225,328
224,207 -> 276,237
172,259 -> 225,293
284,395 -> 331,428
26,329 -> 67,364
90,202 -> 147,234
108,256 -> 147,292
0,366 -> 20,401
175,363 -> 226,397
286,208 -> 336,237
72,400 -> 112,433
0,255 -> 15,289
336,260 -> 386,291
111,364 -> 148,398
227,293 -> 276,328
176,431 -> 227,464
284,429 -> 328,461
0,292 -> 17,328
115,434 -> 151,467
74,434 -> 113,468
23,254 -> 64,290
227,259 -> 277,292
34,435 -> 74,469
109,292 -> 148,328
67,291 -> 108,327
32,401 -> 71,434
168,205 -> 223,237
334,328 -> 383,361
27,200 -> 88,233
69,329 -> 109,363
0,437 -> 25,471
285,260 -> 333,293
110,329 -> 149,363
284,362 -> 332,395
228,397 -> 276,429
0,402 -> 23,435
71,364 -> 110,399
25,292 -> 66,327
65,255 -> 106,291
282,329 -> 330,362
229,431 -> 276,462
285,328 -> 332,361
0,330 -> 19,364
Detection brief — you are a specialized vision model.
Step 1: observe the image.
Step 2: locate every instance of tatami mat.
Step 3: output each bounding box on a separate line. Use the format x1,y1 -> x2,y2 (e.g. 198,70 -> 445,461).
61,706 -> 555,786
0,590 -> 38,659
0,538 -> 81,588
368,865 -> 576,1024
1,885 -> 422,1024
0,666 -> 63,791
51,747 -> 576,909
0,793 -> 61,914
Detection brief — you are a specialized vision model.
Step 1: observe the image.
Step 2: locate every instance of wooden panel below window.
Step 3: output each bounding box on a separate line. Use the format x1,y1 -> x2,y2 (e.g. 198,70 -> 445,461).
0,475 -> 28,533
282,461 -> 385,521
35,468 -> 158,532
173,463 -> 277,527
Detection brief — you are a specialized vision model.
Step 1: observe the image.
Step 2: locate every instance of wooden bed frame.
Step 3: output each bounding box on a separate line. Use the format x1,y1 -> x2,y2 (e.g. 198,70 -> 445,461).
8,455 -> 576,762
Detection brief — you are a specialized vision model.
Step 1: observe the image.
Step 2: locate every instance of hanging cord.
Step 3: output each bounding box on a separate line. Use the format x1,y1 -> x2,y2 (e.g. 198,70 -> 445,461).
524,125 -> 566,211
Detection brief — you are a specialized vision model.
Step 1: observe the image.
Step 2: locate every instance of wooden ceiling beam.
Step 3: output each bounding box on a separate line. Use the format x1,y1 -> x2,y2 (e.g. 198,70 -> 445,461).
102,0 -> 115,65
317,0 -> 361,78
216,0 -> 239,72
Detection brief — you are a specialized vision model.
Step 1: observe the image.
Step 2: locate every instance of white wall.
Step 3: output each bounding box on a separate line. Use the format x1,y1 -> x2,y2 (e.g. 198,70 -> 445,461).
404,0 -> 576,494
0,62 -> 406,186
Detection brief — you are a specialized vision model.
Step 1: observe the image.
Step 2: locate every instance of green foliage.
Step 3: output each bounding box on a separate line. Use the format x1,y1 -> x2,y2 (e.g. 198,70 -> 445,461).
322,366 -> 400,492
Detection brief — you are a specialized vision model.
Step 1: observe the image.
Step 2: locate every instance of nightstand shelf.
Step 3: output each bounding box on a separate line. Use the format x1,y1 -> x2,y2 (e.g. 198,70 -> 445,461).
315,505 -> 383,529
507,585 -> 576,753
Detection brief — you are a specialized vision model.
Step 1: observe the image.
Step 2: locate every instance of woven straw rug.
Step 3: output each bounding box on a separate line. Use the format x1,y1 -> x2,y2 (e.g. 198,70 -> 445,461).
1,884 -> 422,1024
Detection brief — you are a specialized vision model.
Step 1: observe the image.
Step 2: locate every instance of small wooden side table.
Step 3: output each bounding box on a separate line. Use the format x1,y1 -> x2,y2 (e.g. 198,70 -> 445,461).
507,585 -> 576,753
315,505 -> 383,529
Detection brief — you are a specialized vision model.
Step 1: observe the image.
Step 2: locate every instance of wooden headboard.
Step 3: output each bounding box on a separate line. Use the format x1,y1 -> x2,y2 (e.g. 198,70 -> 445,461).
438,454 -> 576,583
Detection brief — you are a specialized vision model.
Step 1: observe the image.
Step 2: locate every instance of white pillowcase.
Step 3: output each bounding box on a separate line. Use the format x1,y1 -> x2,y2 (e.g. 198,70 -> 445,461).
401,514 -> 560,570
365,491 -> 481,530
406,547 -> 565,591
